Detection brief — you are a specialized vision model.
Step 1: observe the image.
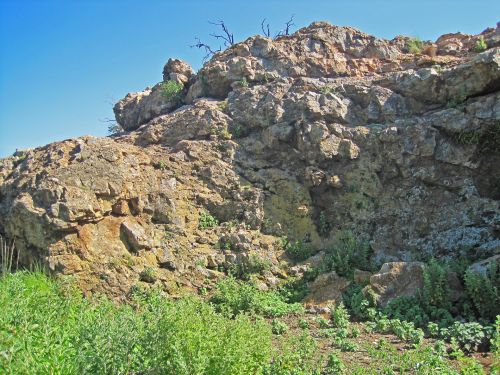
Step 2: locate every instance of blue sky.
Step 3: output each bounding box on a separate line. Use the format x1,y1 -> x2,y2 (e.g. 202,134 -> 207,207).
1,0 -> 499,157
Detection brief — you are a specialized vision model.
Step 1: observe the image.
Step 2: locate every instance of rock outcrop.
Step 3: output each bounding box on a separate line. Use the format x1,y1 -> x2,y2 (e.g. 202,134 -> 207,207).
1,22 -> 499,298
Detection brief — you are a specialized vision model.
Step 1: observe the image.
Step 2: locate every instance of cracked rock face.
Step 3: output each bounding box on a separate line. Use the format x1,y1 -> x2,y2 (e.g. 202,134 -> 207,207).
1,22 -> 499,298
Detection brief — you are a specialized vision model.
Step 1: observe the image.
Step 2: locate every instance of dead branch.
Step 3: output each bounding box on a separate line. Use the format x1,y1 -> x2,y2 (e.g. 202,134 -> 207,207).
275,15 -> 295,38
261,18 -> 271,38
208,20 -> 234,47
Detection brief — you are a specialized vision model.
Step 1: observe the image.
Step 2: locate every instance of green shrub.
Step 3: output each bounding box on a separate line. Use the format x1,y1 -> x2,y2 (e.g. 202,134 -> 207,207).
210,277 -> 302,318
331,302 -> 350,330
441,321 -> 487,353
324,352 -> 345,374
318,211 -> 331,237
160,80 -> 184,102
324,231 -> 372,278
139,266 -> 156,283
474,37 -> 487,52
285,239 -> 315,262
421,259 -> 452,312
264,333 -> 319,374
383,296 -> 429,328
406,37 -> 424,54
228,254 -> 271,280
464,261 -> 499,321
342,283 -> 373,320
198,210 -> 219,229
278,276 -> 310,303
271,319 -> 289,335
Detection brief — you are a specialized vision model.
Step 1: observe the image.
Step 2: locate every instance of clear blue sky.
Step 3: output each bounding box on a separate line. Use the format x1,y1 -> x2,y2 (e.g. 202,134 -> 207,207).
1,0 -> 499,157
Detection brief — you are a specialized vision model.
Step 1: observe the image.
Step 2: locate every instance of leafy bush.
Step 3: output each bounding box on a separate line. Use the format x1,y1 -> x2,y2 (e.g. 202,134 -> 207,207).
331,302 -> 350,330
441,322 -> 487,353
228,254 -> 271,280
323,231 -> 372,278
0,271 -> 274,374
406,37 -> 424,54
464,261 -> 499,321
285,239 -> 315,262
474,36 -> 487,52
278,276 -> 310,303
160,80 -> 184,102
421,259 -> 452,312
210,277 -> 302,318
198,210 -> 219,229
383,296 -> 430,328
342,283 -> 373,320
324,352 -> 345,374
264,333 -> 319,375
271,319 -> 289,335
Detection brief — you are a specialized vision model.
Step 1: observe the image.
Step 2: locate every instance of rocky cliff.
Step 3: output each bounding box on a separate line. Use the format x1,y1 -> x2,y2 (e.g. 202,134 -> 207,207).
1,22 -> 499,299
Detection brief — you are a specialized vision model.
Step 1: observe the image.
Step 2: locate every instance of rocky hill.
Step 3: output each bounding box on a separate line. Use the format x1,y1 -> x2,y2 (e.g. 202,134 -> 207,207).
1,21 -> 499,301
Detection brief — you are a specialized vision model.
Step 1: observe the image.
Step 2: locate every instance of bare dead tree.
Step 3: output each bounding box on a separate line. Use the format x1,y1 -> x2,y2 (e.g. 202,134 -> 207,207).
275,15 -> 295,38
261,18 -> 271,38
208,20 -> 234,47
190,37 -> 222,61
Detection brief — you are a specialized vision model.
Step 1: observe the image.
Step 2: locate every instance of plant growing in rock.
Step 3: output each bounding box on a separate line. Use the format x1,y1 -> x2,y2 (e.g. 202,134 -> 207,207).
198,210 -> 219,229
406,37 -> 424,54
284,239 -> 315,262
139,266 -> 157,283
324,231 -> 372,278
160,80 -> 184,102
474,36 -> 487,52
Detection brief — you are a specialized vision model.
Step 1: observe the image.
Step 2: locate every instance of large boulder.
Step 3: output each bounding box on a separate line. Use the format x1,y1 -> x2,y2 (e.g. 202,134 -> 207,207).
365,262 -> 425,307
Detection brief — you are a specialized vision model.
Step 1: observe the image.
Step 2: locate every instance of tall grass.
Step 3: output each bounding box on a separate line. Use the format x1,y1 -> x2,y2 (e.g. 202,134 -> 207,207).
0,235 -> 18,275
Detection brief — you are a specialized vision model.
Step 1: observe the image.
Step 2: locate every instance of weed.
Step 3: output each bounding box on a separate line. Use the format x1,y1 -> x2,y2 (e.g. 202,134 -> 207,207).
285,239 -> 315,262
406,37 -> 424,54
217,99 -> 228,111
238,77 -> 249,87
210,277 -> 302,318
324,231 -> 372,278
474,36 -> 487,53
160,80 -> 184,102
198,210 -> 219,229
271,319 -> 289,335
324,352 -> 345,374
464,261 -> 499,321
318,211 -> 331,237
139,267 -> 156,283
319,85 -> 337,95
331,302 -> 350,330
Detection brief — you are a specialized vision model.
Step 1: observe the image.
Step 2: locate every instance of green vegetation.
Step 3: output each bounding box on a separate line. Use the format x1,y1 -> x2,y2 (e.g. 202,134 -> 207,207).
319,85 -> 337,95
474,36 -> 488,52
323,231 -> 373,278
238,77 -> 249,87
464,261 -> 499,321
284,238 -> 315,262
227,254 -> 272,280
160,80 -> 184,102
198,210 -> 219,229
0,272 -> 273,374
406,37 -> 424,54
210,277 -> 302,317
